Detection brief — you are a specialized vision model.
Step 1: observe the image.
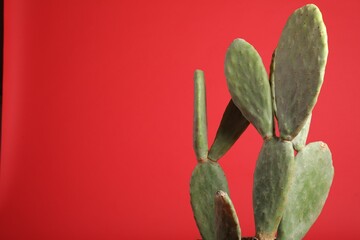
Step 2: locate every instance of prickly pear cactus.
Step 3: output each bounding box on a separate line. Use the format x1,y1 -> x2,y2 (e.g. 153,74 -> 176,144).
190,4 -> 334,240
191,70 -> 247,240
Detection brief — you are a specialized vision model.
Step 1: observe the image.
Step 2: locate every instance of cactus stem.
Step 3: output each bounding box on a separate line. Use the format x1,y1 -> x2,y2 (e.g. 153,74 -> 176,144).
193,69 -> 208,162
263,135 -> 274,141
208,158 -> 217,163
256,233 -> 275,240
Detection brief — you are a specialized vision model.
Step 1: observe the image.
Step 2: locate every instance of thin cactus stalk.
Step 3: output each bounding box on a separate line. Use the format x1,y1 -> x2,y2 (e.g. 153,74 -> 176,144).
193,70 -> 208,162
190,4 -> 334,240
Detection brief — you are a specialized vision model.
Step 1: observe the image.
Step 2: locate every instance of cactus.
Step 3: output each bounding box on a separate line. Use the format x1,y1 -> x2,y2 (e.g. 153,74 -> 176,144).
252,138 -> 294,239
190,4 -> 334,240
291,114 -> 312,151
208,100 -> 249,161
277,142 -> 334,240
215,191 -> 241,240
274,4 -> 328,141
191,70 -> 231,240
225,39 -> 273,139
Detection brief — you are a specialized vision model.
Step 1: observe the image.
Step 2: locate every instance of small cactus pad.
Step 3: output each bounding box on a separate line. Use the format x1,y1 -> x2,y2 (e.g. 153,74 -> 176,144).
277,142 -> 334,240
193,70 -> 208,161
190,162 -> 230,240
292,114 -> 312,151
208,100 -> 250,161
215,190 -> 242,240
269,50 -> 277,120
274,4 -> 328,140
225,39 -> 273,139
253,138 -> 294,238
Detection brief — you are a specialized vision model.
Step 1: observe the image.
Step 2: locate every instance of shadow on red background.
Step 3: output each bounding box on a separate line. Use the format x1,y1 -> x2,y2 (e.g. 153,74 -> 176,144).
0,0 -> 359,239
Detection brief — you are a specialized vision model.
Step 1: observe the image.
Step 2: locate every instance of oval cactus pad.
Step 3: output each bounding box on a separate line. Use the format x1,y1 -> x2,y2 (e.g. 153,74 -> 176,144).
274,4 -> 328,140
190,162 -> 229,240
278,141 -> 334,240
225,39 -> 273,139
253,138 -> 294,239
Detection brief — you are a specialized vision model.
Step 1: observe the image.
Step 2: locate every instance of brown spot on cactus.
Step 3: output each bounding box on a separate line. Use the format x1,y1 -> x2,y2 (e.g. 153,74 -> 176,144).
215,191 -> 241,240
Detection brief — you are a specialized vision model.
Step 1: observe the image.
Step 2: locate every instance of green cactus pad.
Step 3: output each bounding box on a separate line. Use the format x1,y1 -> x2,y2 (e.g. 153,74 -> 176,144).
190,162 -> 230,240
278,141 -> 334,240
193,70 -> 208,161
208,100 -> 250,161
215,190 -> 241,240
225,39 -> 273,139
274,4 -> 328,140
269,50 -> 277,121
292,114 -> 312,151
253,138 -> 294,238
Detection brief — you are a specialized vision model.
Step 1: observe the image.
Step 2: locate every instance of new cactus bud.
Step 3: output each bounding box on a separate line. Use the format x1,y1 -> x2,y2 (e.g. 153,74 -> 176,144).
292,114 -> 312,151
190,162 -> 230,240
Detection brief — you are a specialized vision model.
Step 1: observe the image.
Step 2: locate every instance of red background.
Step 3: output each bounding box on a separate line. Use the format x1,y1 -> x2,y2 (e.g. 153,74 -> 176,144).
0,0 -> 359,239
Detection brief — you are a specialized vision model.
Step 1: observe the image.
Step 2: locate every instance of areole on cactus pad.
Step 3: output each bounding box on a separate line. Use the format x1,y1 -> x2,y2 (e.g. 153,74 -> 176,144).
190,4 -> 334,240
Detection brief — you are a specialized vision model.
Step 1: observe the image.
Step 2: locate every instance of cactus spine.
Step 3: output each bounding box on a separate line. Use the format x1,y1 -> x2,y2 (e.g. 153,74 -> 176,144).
190,4 -> 334,240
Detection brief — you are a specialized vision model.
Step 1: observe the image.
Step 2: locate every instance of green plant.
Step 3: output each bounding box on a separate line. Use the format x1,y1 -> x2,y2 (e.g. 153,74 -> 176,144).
190,4 -> 334,240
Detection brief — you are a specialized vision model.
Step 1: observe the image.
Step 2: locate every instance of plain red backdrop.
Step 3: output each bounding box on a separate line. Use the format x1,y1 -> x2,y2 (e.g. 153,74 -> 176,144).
0,0 -> 359,239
